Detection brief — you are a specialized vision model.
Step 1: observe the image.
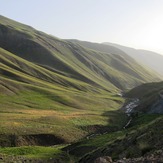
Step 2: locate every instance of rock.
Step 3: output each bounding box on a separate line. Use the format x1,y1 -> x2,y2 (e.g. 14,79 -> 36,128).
94,156 -> 113,163
116,160 -> 126,163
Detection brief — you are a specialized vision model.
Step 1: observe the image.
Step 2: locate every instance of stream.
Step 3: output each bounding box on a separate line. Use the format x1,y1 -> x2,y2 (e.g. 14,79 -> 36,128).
122,98 -> 139,129
86,99 -> 140,139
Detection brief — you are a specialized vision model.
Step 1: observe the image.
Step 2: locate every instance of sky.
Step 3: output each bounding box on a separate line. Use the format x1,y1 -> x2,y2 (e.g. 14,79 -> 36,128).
1,0 -> 163,54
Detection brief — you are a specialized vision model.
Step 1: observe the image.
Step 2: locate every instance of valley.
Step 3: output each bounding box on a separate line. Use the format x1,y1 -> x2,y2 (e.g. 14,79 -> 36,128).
0,15 -> 163,163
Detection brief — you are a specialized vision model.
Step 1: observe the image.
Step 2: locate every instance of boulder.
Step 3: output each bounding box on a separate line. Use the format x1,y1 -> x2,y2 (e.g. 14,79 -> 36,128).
94,156 -> 112,163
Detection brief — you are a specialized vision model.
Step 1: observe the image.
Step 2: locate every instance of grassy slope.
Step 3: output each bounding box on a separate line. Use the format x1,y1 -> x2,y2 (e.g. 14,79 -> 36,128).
0,47 -> 125,143
68,39 -> 160,84
67,114 -> 163,163
0,15 -> 160,91
0,15 -> 128,145
0,45 -> 126,162
103,42 -> 163,77
64,82 -> 163,162
0,114 -> 162,162
0,145 -> 69,162
0,15 -> 162,161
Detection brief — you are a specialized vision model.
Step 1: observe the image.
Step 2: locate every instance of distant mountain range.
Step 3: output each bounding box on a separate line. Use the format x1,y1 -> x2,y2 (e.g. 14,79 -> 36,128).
103,42 -> 163,77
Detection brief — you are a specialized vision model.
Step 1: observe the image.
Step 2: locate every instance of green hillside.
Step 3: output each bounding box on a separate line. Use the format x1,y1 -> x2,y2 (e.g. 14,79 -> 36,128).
68,39 -> 161,84
103,42 -> 163,77
0,47 -> 126,143
0,15 -> 162,162
0,15 -> 129,146
62,82 -> 163,162
0,15 -> 160,91
67,115 -> 163,163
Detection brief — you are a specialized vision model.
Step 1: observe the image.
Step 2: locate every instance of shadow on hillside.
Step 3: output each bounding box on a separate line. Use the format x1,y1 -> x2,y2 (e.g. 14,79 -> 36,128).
63,109 -> 128,159
79,110 -> 128,136
102,110 -> 128,129
0,134 -> 65,147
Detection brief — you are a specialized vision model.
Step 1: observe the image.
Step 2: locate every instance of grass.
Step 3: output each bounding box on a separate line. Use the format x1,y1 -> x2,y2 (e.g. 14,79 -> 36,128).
0,83 -> 126,160
0,146 -> 62,158
0,77 -> 124,143
68,39 -> 160,87
0,15 -> 162,162
0,48 -> 125,143
66,114 -> 163,162
130,114 -> 163,127
0,15 -> 160,92
0,115 -> 159,162
0,145 -> 69,162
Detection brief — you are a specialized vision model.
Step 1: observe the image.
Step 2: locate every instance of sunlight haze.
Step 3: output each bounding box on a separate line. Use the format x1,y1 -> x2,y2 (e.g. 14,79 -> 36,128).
1,1 -> 163,162
1,0 -> 163,54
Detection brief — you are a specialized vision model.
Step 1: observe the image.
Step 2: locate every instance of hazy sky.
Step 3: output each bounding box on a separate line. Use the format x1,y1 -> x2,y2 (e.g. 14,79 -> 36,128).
1,0 -> 163,54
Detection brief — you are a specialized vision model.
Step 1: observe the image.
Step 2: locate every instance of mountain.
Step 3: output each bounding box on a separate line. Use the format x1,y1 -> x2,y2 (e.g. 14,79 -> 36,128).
103,42 -> 163,77
0,15 -> 161,141
0,15 -> 163,162
0,16 -> 160,91
68,39 -> 161,84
